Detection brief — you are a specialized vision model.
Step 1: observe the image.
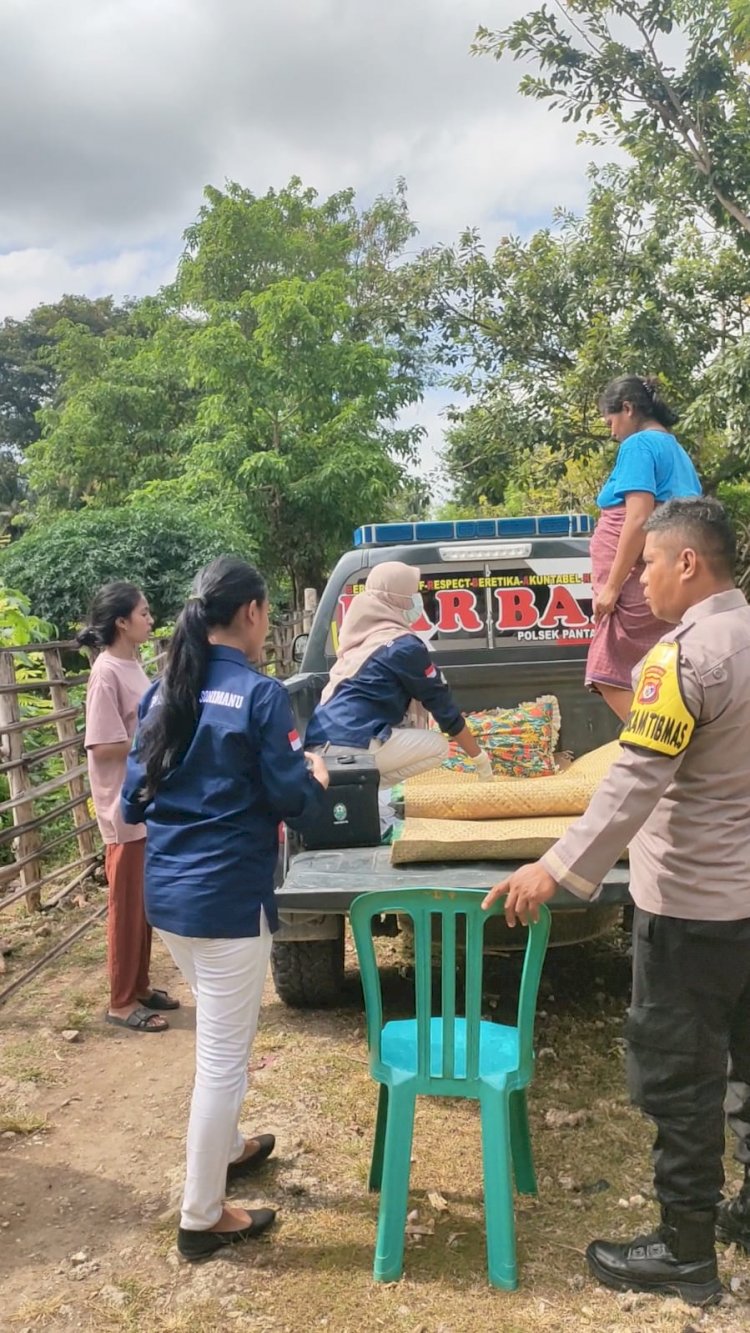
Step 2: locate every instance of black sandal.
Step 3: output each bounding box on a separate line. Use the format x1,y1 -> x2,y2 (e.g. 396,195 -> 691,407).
105,1006 -> 169,1033
226,1134 -> 276,1187
138,988 -> 180,1011
177,1207 -> 276,1262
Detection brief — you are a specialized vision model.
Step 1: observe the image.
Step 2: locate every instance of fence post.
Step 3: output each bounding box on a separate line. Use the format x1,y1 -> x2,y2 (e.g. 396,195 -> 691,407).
0,651 -> 43,911
303,588 -> 318,633
43,647 -> 97,863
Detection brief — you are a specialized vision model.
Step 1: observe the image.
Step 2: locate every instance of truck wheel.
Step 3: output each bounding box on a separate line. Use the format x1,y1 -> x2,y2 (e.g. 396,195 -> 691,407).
271,927 -> 345,1008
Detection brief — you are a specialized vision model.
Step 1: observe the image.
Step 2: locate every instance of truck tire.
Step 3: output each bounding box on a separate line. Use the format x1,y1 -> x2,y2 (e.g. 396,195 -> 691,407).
271,927 -> 345,1008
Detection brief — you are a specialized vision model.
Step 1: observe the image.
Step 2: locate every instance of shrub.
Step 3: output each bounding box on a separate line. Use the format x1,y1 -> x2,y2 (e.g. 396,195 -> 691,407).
718,482 -> 750,595
0,501 -> 254,631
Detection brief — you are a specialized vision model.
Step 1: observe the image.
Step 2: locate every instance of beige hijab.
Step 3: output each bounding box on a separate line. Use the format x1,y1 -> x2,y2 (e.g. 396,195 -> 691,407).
321,562 -> 421,704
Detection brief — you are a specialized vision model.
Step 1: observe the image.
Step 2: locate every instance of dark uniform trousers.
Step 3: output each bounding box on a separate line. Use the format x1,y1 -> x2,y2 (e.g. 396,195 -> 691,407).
627,908 -> 750,1209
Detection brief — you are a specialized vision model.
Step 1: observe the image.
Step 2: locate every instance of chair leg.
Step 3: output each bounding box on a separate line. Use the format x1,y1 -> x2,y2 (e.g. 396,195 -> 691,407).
509,1089 -> 537,1196
369,1083 -> 388,1193
479,1087 -> 518,1291
373,1081 -> 417,1283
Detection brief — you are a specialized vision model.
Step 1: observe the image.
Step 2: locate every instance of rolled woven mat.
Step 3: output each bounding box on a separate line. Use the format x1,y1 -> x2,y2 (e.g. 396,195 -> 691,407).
404,740 -> 621,821
390,814 -> 579,865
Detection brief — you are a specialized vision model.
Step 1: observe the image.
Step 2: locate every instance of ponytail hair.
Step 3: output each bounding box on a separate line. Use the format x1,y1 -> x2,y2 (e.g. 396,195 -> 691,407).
598,374 -> 679,430
138,556 -> 267,798
76,581 -> 143,649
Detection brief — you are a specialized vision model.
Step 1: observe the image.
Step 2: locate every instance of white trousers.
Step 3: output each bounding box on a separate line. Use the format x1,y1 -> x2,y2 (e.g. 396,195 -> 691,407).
369,728 -> 449,785
158,913 -> 273,1231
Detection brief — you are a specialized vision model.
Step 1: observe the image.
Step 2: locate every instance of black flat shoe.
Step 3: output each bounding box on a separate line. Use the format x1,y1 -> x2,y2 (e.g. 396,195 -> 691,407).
177,1207 -> 276,1262
138,988 -> 180,1011
226,1134 -> 276,1187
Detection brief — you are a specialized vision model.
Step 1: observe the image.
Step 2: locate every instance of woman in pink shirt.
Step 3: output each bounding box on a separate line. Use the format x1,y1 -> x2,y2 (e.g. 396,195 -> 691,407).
80,582 -> 178,1032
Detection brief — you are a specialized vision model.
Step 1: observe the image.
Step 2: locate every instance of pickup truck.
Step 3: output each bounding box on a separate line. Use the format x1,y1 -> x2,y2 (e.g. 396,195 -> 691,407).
273,515 -> 630,1008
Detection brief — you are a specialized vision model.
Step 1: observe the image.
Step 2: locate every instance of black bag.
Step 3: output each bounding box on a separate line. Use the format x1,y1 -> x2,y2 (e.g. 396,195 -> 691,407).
302,748 -> 381,850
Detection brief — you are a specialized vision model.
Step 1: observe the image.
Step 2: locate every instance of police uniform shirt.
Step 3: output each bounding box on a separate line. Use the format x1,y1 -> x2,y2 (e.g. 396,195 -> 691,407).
304,634 -> 464,750
541,589 -> 750,919
121,646 -> 322,939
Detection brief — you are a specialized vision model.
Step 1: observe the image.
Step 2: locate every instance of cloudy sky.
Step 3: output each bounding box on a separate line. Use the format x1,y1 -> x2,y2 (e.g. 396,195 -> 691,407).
0,0 -> 606,482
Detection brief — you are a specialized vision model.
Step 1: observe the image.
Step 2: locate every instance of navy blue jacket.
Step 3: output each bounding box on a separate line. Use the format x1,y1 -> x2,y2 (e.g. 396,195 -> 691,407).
121,646 -> 322,939
305,634 -> 464,750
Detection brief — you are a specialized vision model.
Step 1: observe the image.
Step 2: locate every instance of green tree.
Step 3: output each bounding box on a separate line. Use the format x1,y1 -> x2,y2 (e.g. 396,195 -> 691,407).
460,2 -> 750,502
0,500 -> 252,631
0,295 -> 134,532
158,179 -> 426,598
26,302 -> 197,513
414,178 -> 750,503
25,180 -> 429,601
475,0 -> 750,240
0,294 -> 129,454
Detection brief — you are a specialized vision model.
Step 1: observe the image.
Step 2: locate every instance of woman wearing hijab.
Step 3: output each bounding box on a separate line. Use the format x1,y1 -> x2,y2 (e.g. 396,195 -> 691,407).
305,562 -> 493,785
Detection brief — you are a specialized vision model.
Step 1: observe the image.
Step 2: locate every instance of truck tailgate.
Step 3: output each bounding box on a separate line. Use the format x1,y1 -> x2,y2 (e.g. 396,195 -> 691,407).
277,848 -> 631,912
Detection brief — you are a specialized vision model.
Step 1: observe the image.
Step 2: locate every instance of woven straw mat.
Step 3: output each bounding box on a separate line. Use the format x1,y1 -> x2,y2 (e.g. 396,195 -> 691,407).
403,740 -> 621,821
391,815 -> 579,865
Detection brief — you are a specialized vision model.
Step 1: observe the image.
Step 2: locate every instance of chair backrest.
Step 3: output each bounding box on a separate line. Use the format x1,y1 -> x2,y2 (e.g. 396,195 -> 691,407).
350,888 -> 550,1087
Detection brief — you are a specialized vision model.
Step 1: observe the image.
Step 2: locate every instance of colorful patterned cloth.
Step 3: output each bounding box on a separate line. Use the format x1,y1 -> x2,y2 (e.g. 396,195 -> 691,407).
434,696 -> 561,779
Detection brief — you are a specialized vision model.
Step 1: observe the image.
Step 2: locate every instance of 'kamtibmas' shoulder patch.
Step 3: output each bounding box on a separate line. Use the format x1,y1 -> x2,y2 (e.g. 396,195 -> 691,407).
620,641 -> 695,757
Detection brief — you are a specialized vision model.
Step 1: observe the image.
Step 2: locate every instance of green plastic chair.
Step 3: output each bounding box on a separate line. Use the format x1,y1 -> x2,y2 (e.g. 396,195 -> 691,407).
349,887 -> 551,1290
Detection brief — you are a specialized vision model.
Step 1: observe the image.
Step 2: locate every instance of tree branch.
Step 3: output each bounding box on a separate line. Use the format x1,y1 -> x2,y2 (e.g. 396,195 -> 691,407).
624,3 -> 750,236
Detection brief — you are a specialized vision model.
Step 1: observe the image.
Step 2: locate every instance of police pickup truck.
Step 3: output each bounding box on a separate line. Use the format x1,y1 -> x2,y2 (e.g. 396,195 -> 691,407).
273,515 -> 629,1008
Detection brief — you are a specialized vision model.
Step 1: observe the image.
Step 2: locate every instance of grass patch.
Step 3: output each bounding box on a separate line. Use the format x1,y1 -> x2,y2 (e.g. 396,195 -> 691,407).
9,1294 -> 70,1328
63,988 -> 96,1031
0,1035 -> 59,1084
0,1096 -> 47,1135
61,925 -> 107,969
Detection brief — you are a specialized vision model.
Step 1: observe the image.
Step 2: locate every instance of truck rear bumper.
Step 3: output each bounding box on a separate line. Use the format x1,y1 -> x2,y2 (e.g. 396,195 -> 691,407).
276,846 -> 631,914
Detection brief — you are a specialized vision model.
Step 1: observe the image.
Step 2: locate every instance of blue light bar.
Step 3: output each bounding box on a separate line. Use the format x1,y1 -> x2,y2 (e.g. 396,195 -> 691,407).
353,514 -> 594,547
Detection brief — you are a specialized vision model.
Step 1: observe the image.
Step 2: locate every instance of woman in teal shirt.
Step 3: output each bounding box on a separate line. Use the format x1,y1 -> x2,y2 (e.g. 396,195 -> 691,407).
587,375 -> 701,719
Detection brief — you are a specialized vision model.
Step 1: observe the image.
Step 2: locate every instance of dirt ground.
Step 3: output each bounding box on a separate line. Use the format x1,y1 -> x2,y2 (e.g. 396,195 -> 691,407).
1,890 -> 749,1333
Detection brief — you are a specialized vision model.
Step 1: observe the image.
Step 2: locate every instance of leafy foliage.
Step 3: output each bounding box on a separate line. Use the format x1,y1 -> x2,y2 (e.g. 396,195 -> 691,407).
23,180 -> 429,601
475,1 -> 750,240
0,501 -> 253,631
0,295 -> 130,454
25,301 -> 195,514
410,6 -> 750,510
0,584 -> 55,647
413,176 -> 750,504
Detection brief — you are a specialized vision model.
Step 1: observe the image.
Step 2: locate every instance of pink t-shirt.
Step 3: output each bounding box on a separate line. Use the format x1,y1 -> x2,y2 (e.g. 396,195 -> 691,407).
84,653 -> 150,844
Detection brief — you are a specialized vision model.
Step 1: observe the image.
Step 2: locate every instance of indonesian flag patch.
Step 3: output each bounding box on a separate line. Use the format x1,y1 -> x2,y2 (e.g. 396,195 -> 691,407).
424,664 -> 437,679
288,730 -> 303,751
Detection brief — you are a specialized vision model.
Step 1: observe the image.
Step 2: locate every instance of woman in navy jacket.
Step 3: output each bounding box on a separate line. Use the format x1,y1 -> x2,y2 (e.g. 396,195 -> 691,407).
122,557 -> 327,1261
306,562 -> 493,782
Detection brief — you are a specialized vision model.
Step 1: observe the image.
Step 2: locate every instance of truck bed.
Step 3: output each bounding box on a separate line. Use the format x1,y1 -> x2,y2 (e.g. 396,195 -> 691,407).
277,846 -> 632,912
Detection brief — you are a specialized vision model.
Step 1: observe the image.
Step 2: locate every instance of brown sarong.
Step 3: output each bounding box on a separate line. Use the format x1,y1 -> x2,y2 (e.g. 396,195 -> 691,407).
585,506 -> 667,692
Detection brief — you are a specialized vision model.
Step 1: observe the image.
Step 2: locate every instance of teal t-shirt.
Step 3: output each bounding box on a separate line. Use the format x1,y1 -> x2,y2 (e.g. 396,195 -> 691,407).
597,430 -> 701,509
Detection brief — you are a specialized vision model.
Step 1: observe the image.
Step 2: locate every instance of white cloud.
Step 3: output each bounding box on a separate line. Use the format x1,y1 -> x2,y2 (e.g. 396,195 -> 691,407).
0,247 -> 176,320
1,1 -> 602,259
0,0 -> 613,473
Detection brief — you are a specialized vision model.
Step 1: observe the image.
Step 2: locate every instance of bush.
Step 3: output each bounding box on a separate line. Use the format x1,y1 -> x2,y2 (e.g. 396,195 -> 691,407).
718,481 -> 750,594
0,501 -> 255,631
717,481 -> 750,532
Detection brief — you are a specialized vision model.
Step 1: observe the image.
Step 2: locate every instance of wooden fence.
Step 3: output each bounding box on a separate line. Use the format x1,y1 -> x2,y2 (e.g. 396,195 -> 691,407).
0,603 -> 314,925
0,642 -> 98,918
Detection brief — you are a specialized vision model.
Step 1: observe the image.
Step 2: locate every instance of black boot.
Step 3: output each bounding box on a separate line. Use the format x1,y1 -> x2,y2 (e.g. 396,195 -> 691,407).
716,1166 -> 750,1251
586,1206 -> 722,1305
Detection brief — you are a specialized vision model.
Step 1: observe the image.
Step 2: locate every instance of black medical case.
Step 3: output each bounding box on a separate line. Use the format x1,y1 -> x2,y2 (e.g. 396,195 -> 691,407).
301,748 -> 381,850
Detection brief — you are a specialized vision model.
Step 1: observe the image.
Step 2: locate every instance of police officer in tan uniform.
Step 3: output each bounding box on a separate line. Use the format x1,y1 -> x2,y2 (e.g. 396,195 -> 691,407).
483,497 -> 750,1305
